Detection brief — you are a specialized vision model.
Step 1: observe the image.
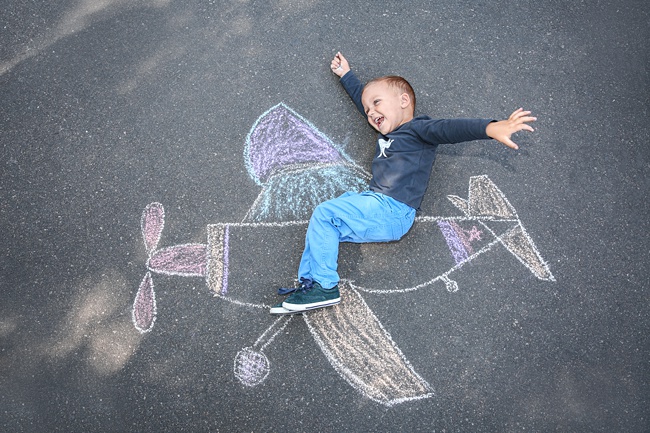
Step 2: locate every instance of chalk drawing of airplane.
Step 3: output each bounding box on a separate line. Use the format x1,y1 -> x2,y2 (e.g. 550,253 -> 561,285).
131,103 -> 555,406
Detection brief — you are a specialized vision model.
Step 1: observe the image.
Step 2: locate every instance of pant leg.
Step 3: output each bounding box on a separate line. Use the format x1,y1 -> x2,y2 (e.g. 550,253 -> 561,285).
297,191 -> 415,289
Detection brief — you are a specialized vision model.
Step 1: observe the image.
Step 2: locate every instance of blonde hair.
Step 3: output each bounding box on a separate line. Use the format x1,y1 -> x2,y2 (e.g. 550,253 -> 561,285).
365,75 -> 416,112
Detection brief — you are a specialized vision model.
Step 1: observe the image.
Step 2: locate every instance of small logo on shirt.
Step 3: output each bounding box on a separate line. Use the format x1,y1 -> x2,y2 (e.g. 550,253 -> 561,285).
378,138 -> 393,158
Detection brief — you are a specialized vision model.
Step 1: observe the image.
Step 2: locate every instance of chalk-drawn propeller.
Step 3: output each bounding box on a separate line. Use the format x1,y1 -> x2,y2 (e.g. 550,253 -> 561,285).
132,202 -> 208,333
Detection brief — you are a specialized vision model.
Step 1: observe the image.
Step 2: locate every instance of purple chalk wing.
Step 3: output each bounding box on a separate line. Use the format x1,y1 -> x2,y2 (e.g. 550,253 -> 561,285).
141,203 -> 165,255
245,103 -> 343,184
147,244 -> 208,277
133,272 -> 156,333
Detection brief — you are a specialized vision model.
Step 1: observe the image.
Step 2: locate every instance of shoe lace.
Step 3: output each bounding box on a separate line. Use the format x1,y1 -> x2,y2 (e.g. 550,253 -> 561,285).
277,277 -> 313,295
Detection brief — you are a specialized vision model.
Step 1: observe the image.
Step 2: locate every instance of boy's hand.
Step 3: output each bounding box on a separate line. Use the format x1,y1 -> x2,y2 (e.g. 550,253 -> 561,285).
330,51 -> 350,78
486,108 -> 537,150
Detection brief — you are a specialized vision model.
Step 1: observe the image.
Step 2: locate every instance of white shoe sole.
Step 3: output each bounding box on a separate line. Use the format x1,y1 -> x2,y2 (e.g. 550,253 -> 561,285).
269,305 -> 303,315
282,297 -> 341,312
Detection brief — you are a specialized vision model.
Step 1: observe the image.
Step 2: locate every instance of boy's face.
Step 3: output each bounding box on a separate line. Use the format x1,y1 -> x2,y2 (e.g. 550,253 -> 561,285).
361,81 -> 413,135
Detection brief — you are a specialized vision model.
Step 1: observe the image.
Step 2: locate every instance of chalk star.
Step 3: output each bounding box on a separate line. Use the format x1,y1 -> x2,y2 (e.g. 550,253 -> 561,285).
465,226 -> 482,242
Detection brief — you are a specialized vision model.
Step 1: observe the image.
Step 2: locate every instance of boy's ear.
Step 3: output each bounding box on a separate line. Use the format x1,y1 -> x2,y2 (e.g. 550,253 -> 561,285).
400,93 -> 412,109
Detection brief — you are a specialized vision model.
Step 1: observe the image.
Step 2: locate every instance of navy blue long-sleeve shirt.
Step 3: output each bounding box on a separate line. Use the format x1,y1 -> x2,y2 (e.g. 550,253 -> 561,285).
340,71 -> 494,210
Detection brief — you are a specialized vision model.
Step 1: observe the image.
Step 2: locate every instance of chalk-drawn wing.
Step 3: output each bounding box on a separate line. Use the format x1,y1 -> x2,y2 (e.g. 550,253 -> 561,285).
305,282 -> 433,406
243,103 -> 370,222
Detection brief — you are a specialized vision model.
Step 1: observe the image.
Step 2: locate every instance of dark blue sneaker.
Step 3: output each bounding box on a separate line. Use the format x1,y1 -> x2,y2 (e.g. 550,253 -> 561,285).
270,277 -> 315,315
282,280 -> 340,312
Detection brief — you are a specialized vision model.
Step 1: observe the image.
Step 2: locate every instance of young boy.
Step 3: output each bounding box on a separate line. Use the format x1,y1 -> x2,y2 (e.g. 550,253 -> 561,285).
270,52 -> 536,315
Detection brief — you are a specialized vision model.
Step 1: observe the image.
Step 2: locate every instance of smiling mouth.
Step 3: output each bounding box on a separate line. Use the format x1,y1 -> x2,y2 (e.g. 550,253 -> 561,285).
375,117 -> 384,129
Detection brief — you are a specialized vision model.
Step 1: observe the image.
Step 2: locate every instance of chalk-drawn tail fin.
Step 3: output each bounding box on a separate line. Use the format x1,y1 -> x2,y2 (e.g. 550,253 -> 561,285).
448,176 -> 555,282
304,282 -> 433,406
447,175 -> 517,219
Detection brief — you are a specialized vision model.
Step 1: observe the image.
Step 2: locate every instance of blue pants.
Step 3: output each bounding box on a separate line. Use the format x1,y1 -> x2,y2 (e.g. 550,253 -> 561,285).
298,191 -> 416,289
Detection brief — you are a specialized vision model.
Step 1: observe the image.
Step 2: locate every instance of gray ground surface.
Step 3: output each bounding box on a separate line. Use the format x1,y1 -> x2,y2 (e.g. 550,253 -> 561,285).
1,0 -> 648,431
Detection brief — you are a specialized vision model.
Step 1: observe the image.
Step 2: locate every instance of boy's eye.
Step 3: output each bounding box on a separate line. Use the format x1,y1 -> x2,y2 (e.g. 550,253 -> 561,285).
364,99 -> 381,114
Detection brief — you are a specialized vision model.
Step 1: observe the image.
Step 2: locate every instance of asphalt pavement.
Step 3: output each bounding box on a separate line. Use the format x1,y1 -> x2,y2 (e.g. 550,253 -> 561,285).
1,0 -> 648,431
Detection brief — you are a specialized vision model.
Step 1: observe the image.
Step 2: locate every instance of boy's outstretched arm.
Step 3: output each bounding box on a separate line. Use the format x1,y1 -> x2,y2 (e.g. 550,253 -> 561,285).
486,108 -> 537,150
330,51 -> 350,78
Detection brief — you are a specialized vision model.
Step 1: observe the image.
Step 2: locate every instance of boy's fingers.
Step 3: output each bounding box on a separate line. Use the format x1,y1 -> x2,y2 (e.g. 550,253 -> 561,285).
514,116 -> 537,128
510,108 -> 535,120
503,138 -> 519,150
521,124 -> 535,132
331,52 -> 346,69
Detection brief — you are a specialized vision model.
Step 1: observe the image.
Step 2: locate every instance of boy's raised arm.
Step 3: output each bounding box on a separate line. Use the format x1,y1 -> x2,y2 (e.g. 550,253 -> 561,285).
331,51 -> 365,116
